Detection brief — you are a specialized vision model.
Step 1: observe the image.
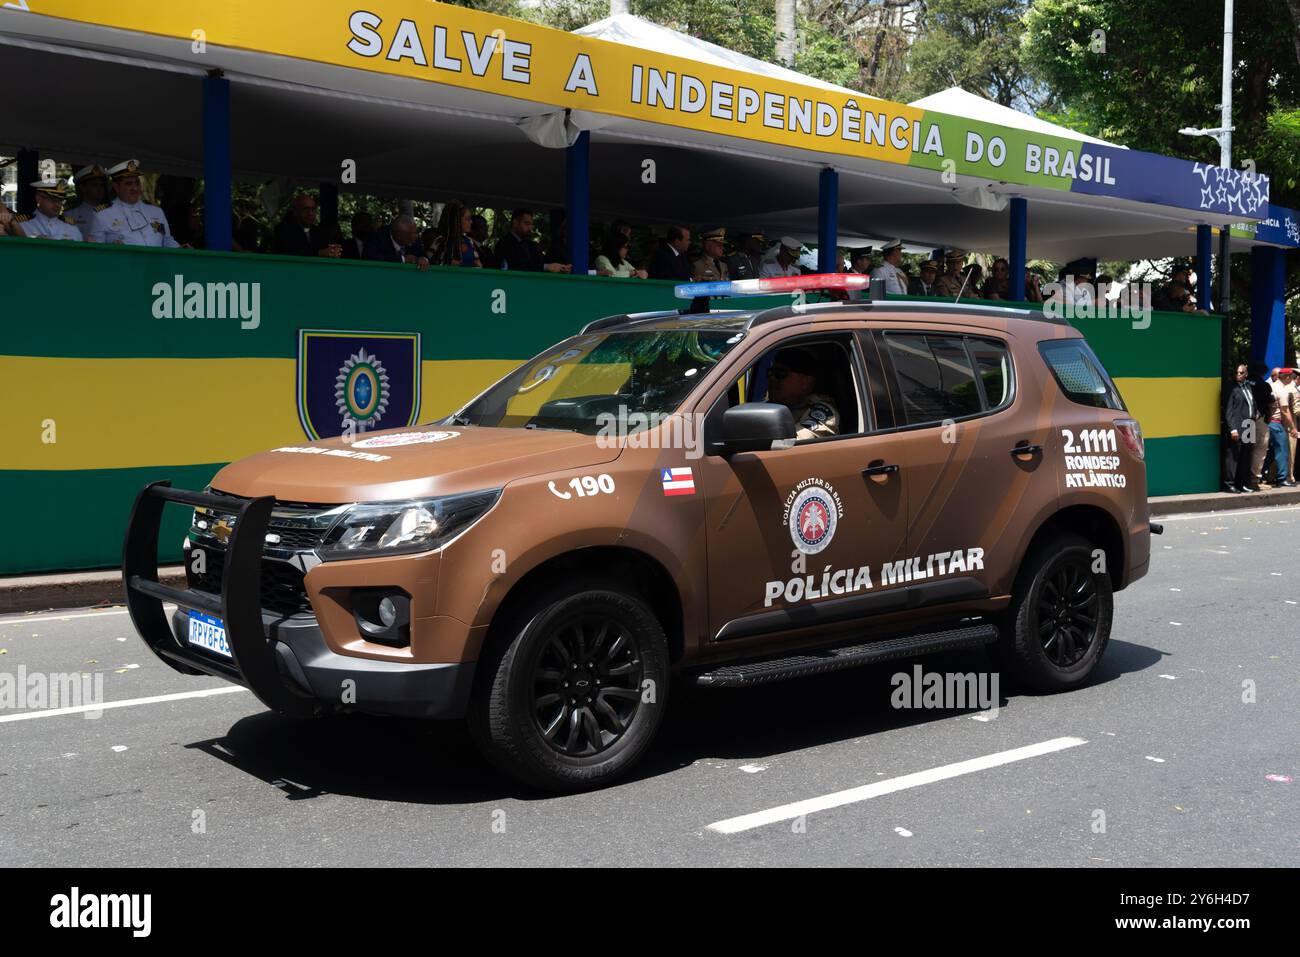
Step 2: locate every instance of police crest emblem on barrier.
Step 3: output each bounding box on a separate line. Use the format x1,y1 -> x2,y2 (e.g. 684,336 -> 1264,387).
297,330 -> 422,440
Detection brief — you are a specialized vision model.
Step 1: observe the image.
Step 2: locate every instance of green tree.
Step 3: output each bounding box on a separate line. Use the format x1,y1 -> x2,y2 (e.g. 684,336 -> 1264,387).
898,0 -> 1037,105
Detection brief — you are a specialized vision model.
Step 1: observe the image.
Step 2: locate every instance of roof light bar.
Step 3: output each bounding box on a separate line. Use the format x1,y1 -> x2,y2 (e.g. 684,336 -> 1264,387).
673,273 -> 872,300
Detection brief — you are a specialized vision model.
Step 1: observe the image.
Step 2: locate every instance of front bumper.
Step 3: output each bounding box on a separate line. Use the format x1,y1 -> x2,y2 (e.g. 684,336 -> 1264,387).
123,481 -> 474,719
167,607 -> 473,718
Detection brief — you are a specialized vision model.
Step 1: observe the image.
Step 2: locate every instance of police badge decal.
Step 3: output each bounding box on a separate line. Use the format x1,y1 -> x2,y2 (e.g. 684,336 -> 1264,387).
297,330 -> 421,440
783,478 -> 844,554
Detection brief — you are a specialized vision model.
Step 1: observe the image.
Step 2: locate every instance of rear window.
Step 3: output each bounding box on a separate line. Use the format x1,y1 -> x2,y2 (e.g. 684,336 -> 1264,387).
1038,339 -> 1126,410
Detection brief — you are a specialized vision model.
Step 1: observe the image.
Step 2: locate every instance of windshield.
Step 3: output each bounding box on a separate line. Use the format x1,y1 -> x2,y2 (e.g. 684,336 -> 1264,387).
450,327 -> 746,434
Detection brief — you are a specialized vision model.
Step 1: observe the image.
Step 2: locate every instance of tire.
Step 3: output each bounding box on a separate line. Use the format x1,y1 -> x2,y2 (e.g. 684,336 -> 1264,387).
467,580 -> 670,792
997,533 -> 1112,691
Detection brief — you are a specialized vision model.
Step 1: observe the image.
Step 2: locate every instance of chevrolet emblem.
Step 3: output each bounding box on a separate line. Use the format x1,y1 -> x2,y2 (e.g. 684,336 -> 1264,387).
212,518 -> 234,543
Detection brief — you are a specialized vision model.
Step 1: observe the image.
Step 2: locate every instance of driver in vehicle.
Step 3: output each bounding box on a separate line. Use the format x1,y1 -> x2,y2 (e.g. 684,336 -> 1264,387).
766,347 -> 839,440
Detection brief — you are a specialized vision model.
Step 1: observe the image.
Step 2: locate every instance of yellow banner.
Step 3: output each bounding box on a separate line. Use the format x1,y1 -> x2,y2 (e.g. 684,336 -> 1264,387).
3,355 -> 517,470
20,0 -> 945,167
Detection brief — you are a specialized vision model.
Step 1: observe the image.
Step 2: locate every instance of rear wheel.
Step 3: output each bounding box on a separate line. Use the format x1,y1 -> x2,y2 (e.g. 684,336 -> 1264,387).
468,581 -> 669,792
998,534 -> 1112,690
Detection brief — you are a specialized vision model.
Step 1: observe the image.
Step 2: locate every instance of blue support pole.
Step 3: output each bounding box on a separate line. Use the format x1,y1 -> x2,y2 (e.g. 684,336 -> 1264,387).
565,130 -> 590,273
202,72 -> 233,252
1009,197 -> 1027,302
1196,224 -> 1213,311
1250,245 -> 1287,370
16,149 -> 38,215
818,167 -> 838,273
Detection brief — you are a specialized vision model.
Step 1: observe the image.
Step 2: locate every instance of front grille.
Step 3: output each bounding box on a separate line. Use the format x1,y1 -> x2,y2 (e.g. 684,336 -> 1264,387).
189,553 -> 314,618
186,491 -> 343,618
265,526 -> 325,550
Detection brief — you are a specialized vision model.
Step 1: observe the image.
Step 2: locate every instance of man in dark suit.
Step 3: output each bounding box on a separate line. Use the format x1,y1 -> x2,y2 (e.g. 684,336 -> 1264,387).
364,215 -> 428,269
342,210 -> 373,260
648,225 -> 693,281
272,193 -> 341,258
1224,363 -> 1258,493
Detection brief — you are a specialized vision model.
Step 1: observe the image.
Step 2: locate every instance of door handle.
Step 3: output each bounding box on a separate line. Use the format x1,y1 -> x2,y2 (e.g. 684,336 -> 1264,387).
1010,443 -> 1042,456
862,463 -> 899,476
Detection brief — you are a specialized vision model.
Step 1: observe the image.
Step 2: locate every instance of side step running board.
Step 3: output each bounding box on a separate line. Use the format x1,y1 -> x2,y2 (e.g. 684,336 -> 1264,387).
691,623 -> 999,688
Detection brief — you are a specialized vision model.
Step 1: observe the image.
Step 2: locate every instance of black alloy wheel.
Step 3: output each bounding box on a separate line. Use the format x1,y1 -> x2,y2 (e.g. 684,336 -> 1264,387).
1035,559 -> 1100,668
531,616 -> 643,757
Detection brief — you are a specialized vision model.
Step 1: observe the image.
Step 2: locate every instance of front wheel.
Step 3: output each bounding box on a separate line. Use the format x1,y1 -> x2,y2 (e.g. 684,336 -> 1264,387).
468,581 -> 669,792
997,534 -> 1112,690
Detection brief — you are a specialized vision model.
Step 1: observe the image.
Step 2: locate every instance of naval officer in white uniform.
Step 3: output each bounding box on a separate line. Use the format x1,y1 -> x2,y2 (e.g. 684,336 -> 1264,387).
15,180 -> 84,241
870,239 -> 910,295
86,159 -> 183,247
66,164 -> 109,240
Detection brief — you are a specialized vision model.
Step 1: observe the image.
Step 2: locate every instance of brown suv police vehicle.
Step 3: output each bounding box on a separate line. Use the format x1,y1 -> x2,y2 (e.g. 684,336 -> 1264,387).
125,278 -> 1155,792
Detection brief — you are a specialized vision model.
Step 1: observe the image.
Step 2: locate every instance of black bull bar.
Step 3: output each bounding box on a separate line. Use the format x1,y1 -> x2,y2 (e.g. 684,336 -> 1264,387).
123,481 -> 318,717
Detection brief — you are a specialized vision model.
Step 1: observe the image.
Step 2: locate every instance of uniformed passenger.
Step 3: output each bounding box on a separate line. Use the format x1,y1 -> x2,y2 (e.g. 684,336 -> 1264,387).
15,180 -> 84,241
67,165 -> 109,239
766,347 -> 839,440
691,227 -> 730,282
85,159 -> 182,247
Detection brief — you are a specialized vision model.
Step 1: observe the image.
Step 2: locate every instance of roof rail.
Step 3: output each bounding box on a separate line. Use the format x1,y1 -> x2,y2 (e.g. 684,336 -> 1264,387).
748,298 -> 1067,327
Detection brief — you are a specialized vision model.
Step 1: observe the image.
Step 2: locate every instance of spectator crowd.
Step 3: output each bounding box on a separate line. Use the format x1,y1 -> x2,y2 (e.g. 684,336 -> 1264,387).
0,159 -> 1209,317
1223,363 -> 1300,494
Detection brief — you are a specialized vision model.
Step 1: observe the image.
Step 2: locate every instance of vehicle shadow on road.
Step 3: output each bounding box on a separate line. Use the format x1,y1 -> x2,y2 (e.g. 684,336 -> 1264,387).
186,713 -> 511,804
642,638 -> 1164,775
182,638 -> 1164,802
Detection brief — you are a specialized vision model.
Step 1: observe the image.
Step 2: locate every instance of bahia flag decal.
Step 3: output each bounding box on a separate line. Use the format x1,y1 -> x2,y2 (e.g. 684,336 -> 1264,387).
660,467 -> 696,496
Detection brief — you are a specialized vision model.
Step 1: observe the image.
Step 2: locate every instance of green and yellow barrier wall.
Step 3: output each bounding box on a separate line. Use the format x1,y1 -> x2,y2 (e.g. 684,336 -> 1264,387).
1,239 -> 1220,574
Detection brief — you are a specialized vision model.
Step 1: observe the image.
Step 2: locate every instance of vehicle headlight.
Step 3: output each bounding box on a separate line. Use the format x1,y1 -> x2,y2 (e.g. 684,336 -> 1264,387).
319,489 -> 501,560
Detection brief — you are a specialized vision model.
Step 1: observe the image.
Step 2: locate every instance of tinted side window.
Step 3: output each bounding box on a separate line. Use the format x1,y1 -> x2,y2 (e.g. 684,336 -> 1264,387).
1038,339 -> 1126,410
968,337 -> 1013,411
884,333 -> 981,425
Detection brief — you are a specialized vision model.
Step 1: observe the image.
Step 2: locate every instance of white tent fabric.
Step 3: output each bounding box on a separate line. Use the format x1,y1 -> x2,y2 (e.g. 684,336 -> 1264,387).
574,13 -> 870,98
909,87 -> 1122,148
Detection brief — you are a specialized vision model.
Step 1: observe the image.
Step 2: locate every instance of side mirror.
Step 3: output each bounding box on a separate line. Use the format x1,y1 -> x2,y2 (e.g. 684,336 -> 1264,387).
717,402 -> 798,456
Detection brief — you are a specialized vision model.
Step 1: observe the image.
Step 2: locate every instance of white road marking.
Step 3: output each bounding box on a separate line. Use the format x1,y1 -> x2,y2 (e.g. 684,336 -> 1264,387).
0,608 -> 129,626
893,826 -> 913,837
1145,756 -> 1166,763
1160,504 -> 1300,521
0,686 -> 247,723
705,736 -> 1088,834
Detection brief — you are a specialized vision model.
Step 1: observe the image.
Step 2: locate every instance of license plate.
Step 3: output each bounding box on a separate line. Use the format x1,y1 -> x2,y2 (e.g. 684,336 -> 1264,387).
188,610 -> 232,659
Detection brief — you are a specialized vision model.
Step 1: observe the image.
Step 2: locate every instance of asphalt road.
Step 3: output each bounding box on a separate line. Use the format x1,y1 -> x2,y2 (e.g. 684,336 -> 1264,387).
1,505 -> 1296,867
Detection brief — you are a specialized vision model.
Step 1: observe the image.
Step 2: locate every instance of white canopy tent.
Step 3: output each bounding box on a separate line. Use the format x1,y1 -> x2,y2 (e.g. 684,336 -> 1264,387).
574,13 -> 871,99
909,87 -> 1121,148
